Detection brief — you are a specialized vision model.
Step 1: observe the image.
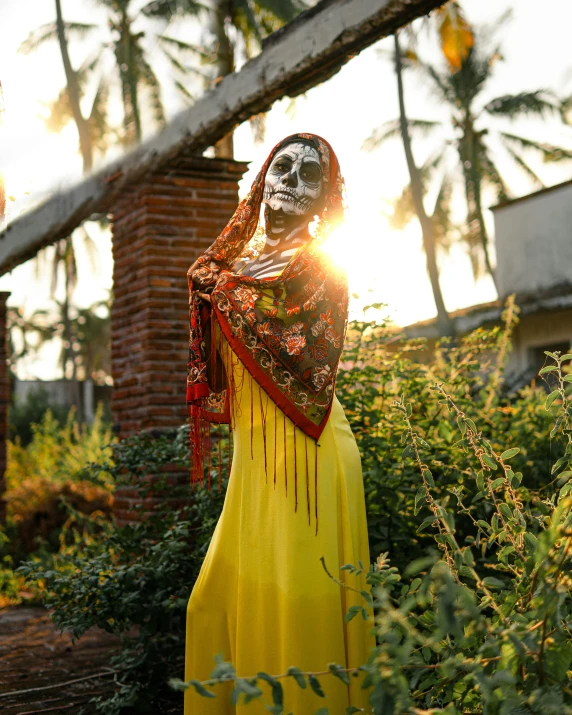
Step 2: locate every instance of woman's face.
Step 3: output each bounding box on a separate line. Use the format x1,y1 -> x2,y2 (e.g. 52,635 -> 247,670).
263,141 -> 324,217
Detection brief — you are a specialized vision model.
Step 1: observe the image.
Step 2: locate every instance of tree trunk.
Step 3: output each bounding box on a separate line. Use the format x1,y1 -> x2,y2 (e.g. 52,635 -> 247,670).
0,172 -> 5,230
394,33 -> 453,337
55,0 -> 93,174
212,0 -> 235,158
123,10 -> 142,144
462,119 -> 499,294
63,238 -> 82,420
115,11 -> 141,146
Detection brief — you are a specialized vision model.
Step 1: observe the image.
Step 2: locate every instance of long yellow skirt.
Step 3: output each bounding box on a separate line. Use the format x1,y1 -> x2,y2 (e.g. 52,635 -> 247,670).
184,342 -> 375,714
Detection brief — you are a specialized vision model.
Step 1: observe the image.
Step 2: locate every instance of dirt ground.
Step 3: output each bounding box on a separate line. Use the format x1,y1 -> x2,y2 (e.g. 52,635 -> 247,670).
0,605 -> 122,715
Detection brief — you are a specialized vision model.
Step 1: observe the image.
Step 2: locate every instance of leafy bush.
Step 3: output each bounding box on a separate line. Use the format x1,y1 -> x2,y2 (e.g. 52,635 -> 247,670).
21,426 -> 227,715
337,299 -> 557,567
22,301 -> 572,714
8,384 -> 70,445
3,406 -> 113,562
172,350 -> 572,714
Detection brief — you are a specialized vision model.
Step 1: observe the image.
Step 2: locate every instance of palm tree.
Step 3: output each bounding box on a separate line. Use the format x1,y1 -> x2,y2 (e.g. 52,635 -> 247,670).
6,306 -> 56,372
367,18 -> 572,294
40,56 -> 113,163
50,298 -> 111,384
212,0 -> 307,157
31,227 -> 100,418
20,0 -> 204,148
364,1 -> 474,336
54,0 -> 93,172
73,299 -> 112,383
0,81 -> 5,229
20,3 -> 99,172
146,0 -> 308,157
389,31 -> 454,337
51,237 -> 82,415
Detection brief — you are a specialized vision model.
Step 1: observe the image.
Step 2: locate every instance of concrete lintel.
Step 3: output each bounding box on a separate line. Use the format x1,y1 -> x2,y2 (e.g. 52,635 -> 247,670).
0,0 -> 445,276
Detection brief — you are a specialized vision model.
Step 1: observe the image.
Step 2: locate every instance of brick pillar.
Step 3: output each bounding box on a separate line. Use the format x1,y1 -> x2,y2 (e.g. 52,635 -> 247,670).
0,292 -> 10,522
110,156 -> 248,524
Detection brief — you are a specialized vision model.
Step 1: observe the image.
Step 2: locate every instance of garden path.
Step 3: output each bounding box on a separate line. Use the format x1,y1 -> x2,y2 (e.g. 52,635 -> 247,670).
0,605 -> 121,714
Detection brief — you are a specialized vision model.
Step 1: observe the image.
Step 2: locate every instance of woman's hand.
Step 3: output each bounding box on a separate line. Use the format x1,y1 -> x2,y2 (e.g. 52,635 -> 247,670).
198,292 -> 212,303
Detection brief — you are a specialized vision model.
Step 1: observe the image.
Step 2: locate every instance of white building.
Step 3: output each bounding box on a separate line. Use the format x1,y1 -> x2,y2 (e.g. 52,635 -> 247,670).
402,180 -> 572,383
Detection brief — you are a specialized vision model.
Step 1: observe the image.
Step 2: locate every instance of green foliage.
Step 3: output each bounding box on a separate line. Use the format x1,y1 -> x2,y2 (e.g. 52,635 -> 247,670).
175,349 -> 572,714
336,299 -> 556,568
21,426 -> 227,714
8,385 -> 69,445
367,19 -> 572,280
4,405 -> 113,560
20,303 -> 572,713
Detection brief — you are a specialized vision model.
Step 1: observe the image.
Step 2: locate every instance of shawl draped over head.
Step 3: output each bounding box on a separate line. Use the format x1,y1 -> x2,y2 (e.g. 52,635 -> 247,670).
187,133 -> 347,485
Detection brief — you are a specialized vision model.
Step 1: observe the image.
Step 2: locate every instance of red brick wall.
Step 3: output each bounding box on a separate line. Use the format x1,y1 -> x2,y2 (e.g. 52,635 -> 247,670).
110,156 -> 247,523
110,156 -> 248,437
0,292 -> 10,522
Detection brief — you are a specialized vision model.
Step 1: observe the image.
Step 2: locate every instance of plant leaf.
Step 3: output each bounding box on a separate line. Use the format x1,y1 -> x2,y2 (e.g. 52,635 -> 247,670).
500,448 -> 520,460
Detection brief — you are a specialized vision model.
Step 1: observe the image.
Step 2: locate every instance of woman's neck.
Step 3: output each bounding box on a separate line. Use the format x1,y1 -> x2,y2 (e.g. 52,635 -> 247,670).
264,222 -> 310,252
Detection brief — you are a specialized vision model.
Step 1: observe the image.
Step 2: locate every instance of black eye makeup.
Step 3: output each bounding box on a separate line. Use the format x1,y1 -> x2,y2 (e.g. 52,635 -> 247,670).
271,155 -> 294,173
300,162 -> 321,183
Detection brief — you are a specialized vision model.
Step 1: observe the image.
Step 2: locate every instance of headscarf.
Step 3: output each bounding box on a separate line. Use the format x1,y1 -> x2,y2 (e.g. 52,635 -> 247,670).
187,133 -> 347,484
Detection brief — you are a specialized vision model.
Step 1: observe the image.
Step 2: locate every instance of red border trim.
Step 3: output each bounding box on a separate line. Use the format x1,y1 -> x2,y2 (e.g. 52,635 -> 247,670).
186,383 -> 209,402
212,303 -> 330,441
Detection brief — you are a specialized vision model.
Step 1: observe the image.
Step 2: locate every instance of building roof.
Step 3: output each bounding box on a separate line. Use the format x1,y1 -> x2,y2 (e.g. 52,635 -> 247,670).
401,283 -> 572,340
490,177 -> 572,212
0,0 -> 445,277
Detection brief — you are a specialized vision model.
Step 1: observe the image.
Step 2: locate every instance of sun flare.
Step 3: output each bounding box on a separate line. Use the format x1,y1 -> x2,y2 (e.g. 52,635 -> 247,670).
319,212 -> 391,316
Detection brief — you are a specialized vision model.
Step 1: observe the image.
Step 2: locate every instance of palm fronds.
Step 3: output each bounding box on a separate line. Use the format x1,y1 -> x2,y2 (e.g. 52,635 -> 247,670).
253,0 -> 307,25
500,132 -> 572,162
387,148 -> 449,234
19,22 -> 97,54
484,91 -> 560,120
140,0 -> 206,19
41,88 -> 72,134
232,0 -> 263,55
431,172 -> 456,252
86,79 -> 111,156
174,80 -> 195,104
158,35 -> 211,61
478,147 -> 511,204
137,50 -> 166,128
501,143 -> 544,188
362,119 -> 441,151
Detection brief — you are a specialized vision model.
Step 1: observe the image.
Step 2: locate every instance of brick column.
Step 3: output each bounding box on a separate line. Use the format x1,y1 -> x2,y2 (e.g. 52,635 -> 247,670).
0,292 -> 10,522
110,156 -> 248,524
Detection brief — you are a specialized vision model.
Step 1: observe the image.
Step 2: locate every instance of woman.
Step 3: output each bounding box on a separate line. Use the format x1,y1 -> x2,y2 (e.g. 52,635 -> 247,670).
185,133 -> 374,714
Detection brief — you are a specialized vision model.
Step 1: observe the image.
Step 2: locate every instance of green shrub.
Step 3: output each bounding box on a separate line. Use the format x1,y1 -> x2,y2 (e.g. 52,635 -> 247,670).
8,385 -> 69,445
337,299 -> 557,567
22,301 -> 571,714
171,350 -> 572,714
21,426 -> 227,714
4,406 -> 113,560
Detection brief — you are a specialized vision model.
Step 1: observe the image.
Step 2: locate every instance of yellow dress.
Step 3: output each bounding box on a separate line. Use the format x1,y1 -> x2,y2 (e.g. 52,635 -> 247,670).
184,336 -> 375,714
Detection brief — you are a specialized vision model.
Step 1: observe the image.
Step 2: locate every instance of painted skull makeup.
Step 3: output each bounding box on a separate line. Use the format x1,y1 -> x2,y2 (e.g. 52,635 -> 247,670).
263,141 -> 324,216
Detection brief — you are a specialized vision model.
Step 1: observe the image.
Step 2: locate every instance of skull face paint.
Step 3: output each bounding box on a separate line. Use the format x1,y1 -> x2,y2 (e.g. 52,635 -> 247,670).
263,142 -> 323,216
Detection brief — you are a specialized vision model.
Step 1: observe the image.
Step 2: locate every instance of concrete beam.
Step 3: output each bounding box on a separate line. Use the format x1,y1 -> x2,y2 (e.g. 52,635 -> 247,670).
0,0 -> 445,275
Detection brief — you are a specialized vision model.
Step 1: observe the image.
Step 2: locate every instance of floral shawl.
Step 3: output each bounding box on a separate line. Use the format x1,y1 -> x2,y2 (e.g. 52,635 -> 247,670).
187,133 -> 347,484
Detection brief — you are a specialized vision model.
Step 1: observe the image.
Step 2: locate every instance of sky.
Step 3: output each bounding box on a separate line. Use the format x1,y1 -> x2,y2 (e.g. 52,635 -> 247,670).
1,0 -> 572,379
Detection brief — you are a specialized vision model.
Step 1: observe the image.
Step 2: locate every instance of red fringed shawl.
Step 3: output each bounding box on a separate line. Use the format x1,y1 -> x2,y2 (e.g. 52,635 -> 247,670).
187,133 -> 347,485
